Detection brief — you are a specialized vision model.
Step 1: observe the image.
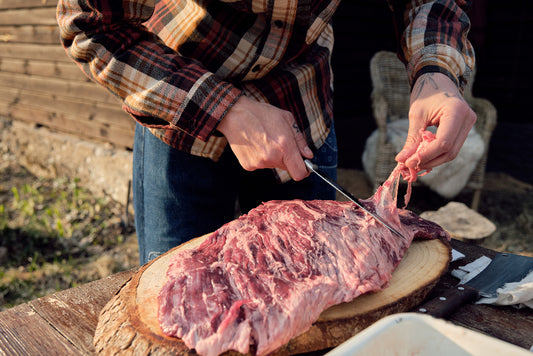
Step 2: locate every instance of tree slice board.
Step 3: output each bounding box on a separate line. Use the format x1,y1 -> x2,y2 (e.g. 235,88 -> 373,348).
94,237 -> 450,355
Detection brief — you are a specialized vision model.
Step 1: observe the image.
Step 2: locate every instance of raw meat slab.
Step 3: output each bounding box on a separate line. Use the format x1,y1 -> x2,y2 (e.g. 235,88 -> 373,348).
94,236 -> 450,355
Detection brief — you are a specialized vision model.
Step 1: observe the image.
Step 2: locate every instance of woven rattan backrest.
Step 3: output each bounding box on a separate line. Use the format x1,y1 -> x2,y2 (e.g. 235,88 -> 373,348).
370,51 -> 411,121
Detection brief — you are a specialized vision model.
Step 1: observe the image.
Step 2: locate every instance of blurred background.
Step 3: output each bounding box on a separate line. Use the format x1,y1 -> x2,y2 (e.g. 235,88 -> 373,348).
332,1 -> 532,184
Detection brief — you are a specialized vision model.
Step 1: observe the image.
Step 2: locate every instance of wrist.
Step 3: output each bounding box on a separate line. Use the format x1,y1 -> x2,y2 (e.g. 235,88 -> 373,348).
217,95 -> 250,136
411,72 -> 461,102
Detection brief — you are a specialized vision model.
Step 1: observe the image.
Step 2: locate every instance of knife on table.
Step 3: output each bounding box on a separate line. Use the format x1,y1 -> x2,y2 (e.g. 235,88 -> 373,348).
417,252 -> 533,318
304,159 -> 407,241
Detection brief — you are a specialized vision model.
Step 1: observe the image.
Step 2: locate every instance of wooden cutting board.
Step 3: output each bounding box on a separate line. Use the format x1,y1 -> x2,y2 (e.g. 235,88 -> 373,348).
94,237 -> 450,355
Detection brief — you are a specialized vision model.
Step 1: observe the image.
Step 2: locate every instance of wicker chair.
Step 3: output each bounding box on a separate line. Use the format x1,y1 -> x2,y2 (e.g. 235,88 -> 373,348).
368,51 -> 497,210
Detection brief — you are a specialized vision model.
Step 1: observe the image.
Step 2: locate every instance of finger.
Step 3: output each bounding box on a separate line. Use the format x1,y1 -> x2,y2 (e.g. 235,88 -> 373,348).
279,116 -> 311,180
284,157 -> 309,181
282,139 -> 309,181
287,119 -> 313,159
408,113 -> 473,171
395,114 -> 426,163
396,100 -> 436,163
395,133 -> 421,163
404,131 -> 455,171
413,152 -> 450,172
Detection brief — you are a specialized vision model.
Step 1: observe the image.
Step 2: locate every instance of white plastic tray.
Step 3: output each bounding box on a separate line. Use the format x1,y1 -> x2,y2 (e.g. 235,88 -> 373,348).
326,313 -> 531,356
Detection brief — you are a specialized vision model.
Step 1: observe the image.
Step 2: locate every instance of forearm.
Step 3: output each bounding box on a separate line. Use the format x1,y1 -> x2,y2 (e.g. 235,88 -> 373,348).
388,0 -> 475,92
56,0 -> 241,141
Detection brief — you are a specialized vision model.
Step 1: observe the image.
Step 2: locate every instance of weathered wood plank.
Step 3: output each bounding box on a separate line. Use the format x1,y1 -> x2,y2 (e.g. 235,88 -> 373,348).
0,71 -> 120,105
28,270 -> 135,355
0,7 -> 57,26
0,57 -> 89,81
0,0 -> 55,10
28,295 -> 97,355
450,303 -> 533,350
55,270 -> 136,324
0,43 -> 71,62
0,86 -> 135,130
0,303 -> 83,355
0,72 -> 138,148
0,25 -> 60,44
0,103 -> 135,149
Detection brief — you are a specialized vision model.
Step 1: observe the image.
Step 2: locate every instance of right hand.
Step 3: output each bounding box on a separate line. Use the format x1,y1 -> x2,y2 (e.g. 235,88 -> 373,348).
395,73 -> 477,175
217,96 -> 313,181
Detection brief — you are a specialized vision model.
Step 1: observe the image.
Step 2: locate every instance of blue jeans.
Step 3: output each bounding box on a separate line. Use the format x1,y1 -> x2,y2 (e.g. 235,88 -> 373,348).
133,123 -> 337,265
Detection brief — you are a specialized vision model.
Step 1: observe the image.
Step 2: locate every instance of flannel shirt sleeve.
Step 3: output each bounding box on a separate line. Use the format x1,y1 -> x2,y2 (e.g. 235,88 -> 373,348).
56,0 -> 242,142
387,0 -> 475,92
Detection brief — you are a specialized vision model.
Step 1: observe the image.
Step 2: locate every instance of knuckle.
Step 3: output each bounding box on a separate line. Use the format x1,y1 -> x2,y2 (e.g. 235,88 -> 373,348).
262,151 -> 281,167
437,138 -> 454,153
408,105 -> 424,120
281,109 -> 294,120
405,134 -> 419,146
469,109 -> 477,125
275,136 -> 294,153
441,144 -> 460,162
446,150 -> 459,161
240,160 -> 255,171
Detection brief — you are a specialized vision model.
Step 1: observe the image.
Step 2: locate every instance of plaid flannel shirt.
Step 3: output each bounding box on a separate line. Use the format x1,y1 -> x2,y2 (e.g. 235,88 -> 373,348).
57,0 -> 474,182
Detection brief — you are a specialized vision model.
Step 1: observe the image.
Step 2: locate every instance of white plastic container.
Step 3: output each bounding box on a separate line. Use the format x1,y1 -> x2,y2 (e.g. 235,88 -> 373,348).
326,313 -> 531,356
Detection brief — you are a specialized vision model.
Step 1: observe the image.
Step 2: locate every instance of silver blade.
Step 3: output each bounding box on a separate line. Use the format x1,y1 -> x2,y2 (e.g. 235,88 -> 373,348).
304,159 -> 407,241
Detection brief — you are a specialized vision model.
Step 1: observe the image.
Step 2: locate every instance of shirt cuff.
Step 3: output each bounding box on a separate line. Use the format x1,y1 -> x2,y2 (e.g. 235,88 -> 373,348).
169,73 -> 243,142
407,44 -> 474,93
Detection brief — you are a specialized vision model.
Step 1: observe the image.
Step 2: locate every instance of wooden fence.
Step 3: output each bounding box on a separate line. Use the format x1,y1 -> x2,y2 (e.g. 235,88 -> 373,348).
0,0 -> 135,149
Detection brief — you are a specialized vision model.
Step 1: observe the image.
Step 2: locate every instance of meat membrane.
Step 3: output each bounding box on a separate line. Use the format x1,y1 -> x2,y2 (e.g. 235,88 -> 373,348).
395,129 -> 437,206
158,167 -> 449,356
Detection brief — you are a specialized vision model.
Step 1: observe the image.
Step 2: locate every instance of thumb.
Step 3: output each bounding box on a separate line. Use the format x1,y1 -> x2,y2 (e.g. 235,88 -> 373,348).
395,123 -> 425,164
395,136 -> 418,163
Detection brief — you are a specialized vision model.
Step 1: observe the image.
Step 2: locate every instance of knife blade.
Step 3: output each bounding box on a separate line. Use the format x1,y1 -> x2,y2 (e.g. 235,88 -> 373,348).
417,252 -> 533,318
304,159 -> 407,241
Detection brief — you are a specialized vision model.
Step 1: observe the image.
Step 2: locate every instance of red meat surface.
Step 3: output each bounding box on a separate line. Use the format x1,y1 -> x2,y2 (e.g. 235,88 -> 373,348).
158,168 -> 449,356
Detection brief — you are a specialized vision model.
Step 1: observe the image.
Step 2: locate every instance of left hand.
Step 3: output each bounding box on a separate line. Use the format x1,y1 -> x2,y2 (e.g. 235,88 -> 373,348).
395,72 -> 477,173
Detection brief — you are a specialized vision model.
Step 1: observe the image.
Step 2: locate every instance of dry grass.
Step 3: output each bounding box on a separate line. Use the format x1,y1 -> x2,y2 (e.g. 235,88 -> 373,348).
0,163 -> 138,311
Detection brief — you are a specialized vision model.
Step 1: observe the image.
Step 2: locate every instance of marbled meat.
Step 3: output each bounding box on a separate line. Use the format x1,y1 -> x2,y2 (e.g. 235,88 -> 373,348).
158,168 -> 449,356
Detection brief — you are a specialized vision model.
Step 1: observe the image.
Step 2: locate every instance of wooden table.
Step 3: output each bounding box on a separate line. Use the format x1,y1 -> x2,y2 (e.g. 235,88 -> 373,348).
0,239 -> 531,355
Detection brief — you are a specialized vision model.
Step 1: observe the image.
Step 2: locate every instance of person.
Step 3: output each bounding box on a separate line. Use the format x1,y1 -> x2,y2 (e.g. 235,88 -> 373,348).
56,0 -> 476,265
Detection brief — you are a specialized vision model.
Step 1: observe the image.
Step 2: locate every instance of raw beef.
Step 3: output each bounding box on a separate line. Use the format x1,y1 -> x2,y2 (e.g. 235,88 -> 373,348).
158,168 -> 449,356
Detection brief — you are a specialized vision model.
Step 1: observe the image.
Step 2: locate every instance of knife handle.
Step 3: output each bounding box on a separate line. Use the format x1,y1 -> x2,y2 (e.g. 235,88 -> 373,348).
415,285 -> 480,319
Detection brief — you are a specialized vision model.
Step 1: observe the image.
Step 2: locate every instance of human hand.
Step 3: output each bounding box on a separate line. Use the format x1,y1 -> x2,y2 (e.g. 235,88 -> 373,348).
217,96 -> 314,181
395,72 -> 477,173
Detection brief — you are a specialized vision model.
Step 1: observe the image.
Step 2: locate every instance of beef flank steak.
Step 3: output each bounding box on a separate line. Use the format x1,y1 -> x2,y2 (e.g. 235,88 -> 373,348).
157,169 -> 449,356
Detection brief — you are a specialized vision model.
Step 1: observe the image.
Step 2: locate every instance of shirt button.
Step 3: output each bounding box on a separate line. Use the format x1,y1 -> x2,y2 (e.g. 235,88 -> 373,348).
251,64 -> 261,72
274,20 -> 283,28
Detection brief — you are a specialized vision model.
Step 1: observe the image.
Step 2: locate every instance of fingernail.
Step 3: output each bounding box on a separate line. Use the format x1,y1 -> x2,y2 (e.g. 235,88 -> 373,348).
304,147 -> 313,157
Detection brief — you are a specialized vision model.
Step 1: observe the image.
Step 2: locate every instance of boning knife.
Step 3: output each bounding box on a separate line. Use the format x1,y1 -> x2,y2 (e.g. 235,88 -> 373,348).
304,159 -> 407,241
